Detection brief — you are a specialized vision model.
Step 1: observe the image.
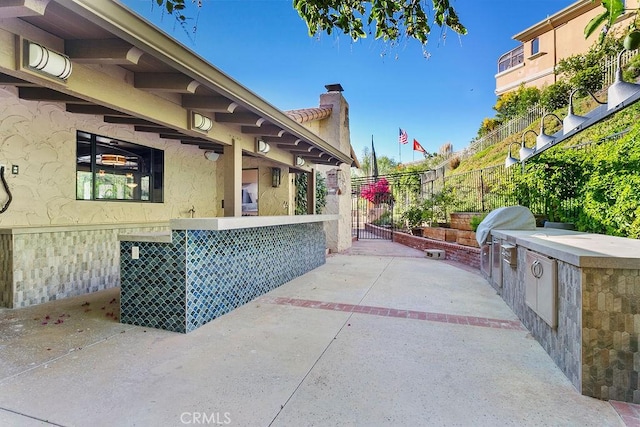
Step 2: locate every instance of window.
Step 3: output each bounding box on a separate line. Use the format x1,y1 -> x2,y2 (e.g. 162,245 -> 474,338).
531,37 -> 540,56
76,131 -> 164,202
497,45 -> 524,73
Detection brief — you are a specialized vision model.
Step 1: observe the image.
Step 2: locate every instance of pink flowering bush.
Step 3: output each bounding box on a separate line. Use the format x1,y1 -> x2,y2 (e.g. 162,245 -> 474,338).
361,178 -> 394,204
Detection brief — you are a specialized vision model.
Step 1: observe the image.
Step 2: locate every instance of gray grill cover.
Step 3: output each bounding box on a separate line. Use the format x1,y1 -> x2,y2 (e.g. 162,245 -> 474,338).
476,205 -> 537,246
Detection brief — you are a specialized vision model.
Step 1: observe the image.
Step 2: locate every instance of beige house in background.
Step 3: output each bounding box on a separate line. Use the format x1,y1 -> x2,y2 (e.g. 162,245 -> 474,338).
495,0 -> 640,95
0,0 -> 356,308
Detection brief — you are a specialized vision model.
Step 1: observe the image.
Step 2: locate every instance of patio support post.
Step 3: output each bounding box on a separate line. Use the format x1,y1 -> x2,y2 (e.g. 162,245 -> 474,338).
223,140 -> 242,217
307,169 -> 316,214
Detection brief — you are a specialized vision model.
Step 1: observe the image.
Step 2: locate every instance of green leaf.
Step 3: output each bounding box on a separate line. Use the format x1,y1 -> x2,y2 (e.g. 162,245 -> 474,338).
584,10 -> 609,38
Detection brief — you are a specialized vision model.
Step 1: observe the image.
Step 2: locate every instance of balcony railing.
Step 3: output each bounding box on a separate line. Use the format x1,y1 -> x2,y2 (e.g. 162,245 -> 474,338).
498,45 -> 524,73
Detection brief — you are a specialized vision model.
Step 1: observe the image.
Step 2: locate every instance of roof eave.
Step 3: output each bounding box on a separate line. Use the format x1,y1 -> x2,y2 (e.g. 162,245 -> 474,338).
56,0 -> 352,165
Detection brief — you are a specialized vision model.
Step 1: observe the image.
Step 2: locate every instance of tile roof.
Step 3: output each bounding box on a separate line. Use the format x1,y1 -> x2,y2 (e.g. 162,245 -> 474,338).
285,105 -> 333,123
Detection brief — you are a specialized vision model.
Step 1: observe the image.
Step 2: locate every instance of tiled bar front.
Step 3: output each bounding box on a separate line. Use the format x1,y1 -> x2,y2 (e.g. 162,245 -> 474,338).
0,223 -> 168,308
491,229 -> 640,403
119,218 -> 332,333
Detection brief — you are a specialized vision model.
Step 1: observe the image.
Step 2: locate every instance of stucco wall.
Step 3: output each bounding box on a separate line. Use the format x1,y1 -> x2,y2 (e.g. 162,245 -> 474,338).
241,157 -> 292,216
495,3 -> 639,95
0,86 -> 219,227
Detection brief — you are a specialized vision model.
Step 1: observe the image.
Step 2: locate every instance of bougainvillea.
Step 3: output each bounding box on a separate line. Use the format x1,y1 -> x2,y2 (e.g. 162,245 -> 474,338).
360,177 -> 394,204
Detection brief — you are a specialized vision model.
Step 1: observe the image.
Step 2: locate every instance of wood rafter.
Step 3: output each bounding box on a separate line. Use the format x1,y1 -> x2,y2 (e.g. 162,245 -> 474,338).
104,116 -> 157,126
18,87 -> 88,103
180,141 -> 223,152
134,73 -> 201,93
215,112 -> 264,126
241,125 -> 285,136
65,39 -> 145,65
263,135 -> 303,146
182,95 -> 238,113
135,125 -> 177,134
66,104 -> 129,116
0,73 -> 37,86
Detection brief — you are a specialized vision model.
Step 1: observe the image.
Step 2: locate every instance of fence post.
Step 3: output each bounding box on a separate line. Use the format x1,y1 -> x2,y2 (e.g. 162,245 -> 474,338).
480,169 -> 485,212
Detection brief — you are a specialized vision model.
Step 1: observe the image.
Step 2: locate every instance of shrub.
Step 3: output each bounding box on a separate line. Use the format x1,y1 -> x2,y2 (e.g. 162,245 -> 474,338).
360,177 -> 394,204
623,53 -> 640,82
540,81 -> 571,112
470,213 -> 488,232
449,157 -> 461,170
494,85 -> 541,120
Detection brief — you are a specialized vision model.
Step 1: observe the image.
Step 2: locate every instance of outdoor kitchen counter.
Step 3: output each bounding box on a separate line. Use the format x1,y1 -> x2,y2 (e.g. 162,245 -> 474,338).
117,215 -> 337,333
488,227 -> 640,403
490,228 -> 640,269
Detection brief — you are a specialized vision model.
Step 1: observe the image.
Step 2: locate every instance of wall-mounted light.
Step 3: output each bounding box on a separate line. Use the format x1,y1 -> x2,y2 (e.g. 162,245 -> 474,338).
563,89 -> 606,135
295,156 -> 305,167
519,129 -> 537,161
192,112 -> 213,132
608,49 -> 640,110
100,154 -> 126,166
536,113 -> 562,150
204,151 -> 219,161
26,41 -> 72,80
504,142 -> 521,168
506,129 -> 538,169
256,139 -> 270,154
271,167 -> 281,187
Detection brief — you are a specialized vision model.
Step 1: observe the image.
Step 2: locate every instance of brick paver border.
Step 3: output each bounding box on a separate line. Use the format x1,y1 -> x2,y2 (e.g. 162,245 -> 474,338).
264,296 -> 525,331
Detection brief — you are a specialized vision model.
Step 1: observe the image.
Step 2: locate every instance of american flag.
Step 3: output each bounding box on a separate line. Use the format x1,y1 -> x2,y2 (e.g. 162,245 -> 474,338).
399,128 -> 408,144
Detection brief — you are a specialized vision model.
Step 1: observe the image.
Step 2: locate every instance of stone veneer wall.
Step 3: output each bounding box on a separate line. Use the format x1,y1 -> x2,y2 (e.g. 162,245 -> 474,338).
120,223 -> 326,333
499,248 -> 583,392
582,267 -> 640,402
1,224 -> 168,308
0,233 -> 12,307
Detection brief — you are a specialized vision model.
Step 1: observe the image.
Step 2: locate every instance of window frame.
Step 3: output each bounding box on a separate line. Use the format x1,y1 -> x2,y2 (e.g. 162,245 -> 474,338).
76,130 -> 164,203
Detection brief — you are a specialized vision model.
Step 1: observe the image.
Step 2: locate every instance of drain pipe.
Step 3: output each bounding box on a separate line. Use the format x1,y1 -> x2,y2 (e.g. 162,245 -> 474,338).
0,166 -> 12,213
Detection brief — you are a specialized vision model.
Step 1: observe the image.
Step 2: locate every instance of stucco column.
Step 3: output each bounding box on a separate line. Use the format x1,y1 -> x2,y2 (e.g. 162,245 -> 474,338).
317,89 -> 353,252
223,140 -> 242,217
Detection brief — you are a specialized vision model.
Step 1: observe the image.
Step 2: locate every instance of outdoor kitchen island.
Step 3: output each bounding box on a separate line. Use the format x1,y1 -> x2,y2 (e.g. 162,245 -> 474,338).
118,215 -> 337,333
489,228 -> 640,403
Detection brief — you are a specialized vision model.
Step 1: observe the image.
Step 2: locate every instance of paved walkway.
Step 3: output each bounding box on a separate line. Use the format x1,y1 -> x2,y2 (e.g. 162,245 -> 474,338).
0,240 -> 637,426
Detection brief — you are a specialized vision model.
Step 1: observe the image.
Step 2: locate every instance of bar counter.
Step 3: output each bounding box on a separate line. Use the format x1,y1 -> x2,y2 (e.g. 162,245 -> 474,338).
118,215 -> 338,333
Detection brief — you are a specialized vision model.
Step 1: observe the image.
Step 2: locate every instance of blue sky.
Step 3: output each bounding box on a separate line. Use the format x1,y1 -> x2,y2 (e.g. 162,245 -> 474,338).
120,0 -> 578,163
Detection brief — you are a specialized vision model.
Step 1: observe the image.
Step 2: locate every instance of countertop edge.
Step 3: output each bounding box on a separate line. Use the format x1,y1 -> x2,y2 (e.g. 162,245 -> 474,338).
170,215 -> 339,231
491,228 -> 640,269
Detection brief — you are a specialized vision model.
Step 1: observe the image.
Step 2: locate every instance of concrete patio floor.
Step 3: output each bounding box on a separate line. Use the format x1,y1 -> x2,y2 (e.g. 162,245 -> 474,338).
0,240 -> 636,426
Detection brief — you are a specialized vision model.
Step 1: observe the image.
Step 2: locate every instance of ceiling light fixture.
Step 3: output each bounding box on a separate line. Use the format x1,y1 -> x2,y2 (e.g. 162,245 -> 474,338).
204,151 -> 219,161
100,154 -> 126,166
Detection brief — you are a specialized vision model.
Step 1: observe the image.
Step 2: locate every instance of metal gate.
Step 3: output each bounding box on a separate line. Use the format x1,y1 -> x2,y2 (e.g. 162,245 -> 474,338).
351,177 -> 393,240
351,171 -> 431,240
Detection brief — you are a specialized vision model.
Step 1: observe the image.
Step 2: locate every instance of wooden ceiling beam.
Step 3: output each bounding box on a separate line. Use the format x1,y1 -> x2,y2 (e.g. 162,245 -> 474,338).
134,73 -> 201,93
65,39 -> 145,65
135,125 -> 176,134
215,112 -> 264,126
104,116 -> 157,126
182,95 -> 238,113
241,125 -> 285,136
262,135 -> 303,146
0,73 -> 38,86
19,87 -> 88,103
66,104 -> 129,116
180,141 -> 223,152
